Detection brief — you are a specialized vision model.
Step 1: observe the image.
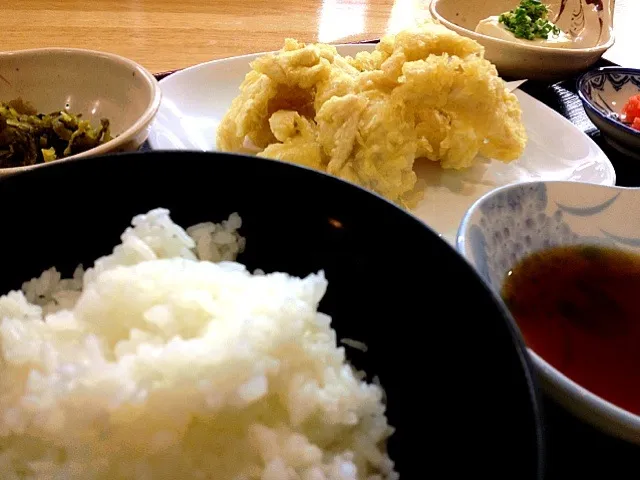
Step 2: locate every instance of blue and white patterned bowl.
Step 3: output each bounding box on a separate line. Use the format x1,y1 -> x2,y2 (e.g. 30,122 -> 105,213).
457,181 -> 640,443
578,67 -> 640,159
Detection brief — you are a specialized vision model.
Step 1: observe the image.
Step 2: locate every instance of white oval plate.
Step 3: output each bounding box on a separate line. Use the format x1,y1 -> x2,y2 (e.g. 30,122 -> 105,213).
149,44 -> 615,244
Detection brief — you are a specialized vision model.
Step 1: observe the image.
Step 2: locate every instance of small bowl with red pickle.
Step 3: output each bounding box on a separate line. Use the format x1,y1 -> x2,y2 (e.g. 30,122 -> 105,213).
457,181 -> 640,443
578,67 -> 640,158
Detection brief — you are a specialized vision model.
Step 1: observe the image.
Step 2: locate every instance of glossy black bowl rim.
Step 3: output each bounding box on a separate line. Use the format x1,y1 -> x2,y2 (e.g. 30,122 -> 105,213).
577,66 -> 640,138
0,150 -> 547,478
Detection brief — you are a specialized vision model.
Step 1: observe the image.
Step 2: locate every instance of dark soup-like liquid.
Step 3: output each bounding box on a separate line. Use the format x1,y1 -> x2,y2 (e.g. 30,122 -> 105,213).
502,244 -> 640,414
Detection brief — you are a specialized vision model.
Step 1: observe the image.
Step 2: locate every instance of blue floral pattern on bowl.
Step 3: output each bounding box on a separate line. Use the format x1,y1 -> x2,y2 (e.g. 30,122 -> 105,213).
457,180 -> 640,444
582,71 -> 640,99
577,67 -> 640,158
460,182 -> 632,291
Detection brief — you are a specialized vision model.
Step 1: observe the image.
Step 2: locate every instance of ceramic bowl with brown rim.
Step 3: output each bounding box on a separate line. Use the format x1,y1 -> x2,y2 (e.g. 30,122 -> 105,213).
0,48 -> 161,174
430,0 -> 615,80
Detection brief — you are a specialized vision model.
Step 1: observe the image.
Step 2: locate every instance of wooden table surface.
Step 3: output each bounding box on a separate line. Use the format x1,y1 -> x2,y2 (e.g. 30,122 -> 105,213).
1,0 -> 636,74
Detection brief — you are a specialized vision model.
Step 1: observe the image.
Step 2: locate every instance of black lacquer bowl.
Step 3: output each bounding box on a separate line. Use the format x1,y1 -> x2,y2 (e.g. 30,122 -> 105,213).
0,151 -> 544,479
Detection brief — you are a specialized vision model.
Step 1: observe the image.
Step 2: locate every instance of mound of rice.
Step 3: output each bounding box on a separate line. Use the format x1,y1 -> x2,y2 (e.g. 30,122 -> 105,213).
0,209 -> 396,480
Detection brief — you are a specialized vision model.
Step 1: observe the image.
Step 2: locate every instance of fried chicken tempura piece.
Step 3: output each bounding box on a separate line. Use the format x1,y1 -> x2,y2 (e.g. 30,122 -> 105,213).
258,110 -> 324,170
318,91 -> 420,206
216,21 -> 527,207
395,53 -> 526,169
216,39 -> 334,153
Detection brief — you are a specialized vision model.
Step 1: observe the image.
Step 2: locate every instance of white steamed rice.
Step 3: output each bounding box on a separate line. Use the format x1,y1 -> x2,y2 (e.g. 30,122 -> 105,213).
0,209 -> 396,480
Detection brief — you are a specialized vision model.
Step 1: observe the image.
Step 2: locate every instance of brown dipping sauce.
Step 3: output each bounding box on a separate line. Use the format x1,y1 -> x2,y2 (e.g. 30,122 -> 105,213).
502,244 -> 640,415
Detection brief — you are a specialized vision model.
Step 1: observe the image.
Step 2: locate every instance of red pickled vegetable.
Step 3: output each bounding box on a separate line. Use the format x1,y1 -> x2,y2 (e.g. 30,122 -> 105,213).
621,94 -> 640,131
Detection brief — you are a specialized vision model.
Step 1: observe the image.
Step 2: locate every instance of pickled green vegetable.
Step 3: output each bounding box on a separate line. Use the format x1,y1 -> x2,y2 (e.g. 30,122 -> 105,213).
0,98 -> 111,168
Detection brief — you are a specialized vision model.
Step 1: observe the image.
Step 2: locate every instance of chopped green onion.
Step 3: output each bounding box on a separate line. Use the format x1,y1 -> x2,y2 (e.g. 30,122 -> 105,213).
498,0 -> 561,41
